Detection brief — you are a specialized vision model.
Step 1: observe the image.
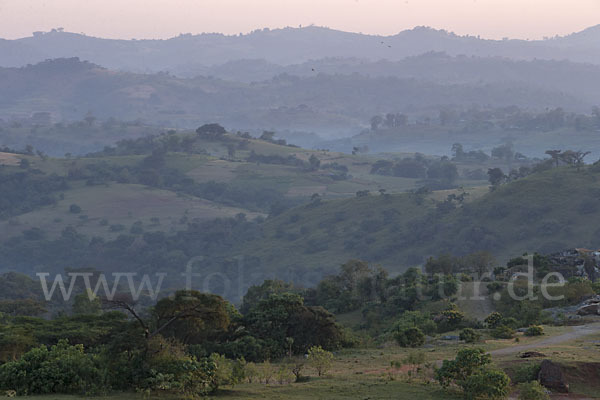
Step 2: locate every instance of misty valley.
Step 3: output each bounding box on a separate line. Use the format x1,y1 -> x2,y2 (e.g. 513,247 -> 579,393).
1,18 -> 600,400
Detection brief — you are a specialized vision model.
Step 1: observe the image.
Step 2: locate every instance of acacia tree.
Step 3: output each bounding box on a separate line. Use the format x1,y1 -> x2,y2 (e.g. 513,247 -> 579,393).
572,150 -> 591,172
545,150 -> 562,167
102,290 -> 230,344
487,168 -> 506,188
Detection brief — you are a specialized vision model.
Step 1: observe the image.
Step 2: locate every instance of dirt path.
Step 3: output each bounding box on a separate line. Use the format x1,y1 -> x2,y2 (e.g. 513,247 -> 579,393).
490,323 -> 600,356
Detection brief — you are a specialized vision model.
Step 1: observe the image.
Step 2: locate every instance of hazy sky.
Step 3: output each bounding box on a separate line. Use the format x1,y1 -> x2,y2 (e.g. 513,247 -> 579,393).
0,0 -> 599,40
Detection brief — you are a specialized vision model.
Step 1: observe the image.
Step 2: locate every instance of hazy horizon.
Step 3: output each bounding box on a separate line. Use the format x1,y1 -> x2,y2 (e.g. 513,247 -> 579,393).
1,0 -> 599,41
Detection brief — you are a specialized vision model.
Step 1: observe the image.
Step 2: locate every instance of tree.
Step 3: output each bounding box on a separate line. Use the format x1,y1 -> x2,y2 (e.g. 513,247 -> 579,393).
485,312 -> 503,328
245,293 -> 343,357
72,292 -> 102,315
240,279 -> 295,314
435,348 -> 492,387
259,131 -> 275,141
572,150 -> 591,172
0,299 -> 46,317
452,143 -> 465,160
488,168 -> 506,187
196,123 -> 226,139
459,328 -> 481,343
462,369 -> 510,400
370,115 -> 383,130
545,150 -> 562,167
152,290 -> 231,345
491,143 -> 514,161
307,346 -> 333,376
427,160 -> 458,184
69,204 -> 82,214
394,327 -> 425,348
462,251 -> 496,278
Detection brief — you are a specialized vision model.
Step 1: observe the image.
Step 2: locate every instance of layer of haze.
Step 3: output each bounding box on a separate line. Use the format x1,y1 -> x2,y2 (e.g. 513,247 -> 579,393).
0,0 -> 599,40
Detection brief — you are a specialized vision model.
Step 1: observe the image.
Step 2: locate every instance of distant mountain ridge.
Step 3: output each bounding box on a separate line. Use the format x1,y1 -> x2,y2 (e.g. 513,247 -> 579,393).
0,58 -> 587,135
2,25 -> 600,73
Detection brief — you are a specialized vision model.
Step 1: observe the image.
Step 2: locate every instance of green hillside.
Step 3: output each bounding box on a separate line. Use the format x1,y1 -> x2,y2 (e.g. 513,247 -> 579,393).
242,165 -> 600,275
3,129 -> 597,296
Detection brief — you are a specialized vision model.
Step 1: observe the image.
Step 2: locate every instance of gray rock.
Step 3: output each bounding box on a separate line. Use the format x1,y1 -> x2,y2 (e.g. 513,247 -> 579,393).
538,360 -> 569,393
577,304 -> 600,316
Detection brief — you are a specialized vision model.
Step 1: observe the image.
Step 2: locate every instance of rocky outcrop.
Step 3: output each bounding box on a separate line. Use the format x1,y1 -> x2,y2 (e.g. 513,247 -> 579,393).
538,360 -> 569,393
577,295 -> 600,315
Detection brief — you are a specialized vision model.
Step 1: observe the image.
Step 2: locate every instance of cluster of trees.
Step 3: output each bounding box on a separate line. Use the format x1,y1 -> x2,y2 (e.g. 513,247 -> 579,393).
369,113 -> 408,130
0,284 -> 346,397
0,169 -> 69,218
485,148 -> 592,189
0,214 -> 266,291
299,260 -> 463,336
369,106 -> 600,133
0,115 -> 163,157
370,155 -> 458,187
424,252 -> 495,278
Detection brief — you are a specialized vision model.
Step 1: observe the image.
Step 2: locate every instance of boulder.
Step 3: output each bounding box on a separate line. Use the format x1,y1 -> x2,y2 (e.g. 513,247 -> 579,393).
577,303 -> 600,316
538,360 -> 569,393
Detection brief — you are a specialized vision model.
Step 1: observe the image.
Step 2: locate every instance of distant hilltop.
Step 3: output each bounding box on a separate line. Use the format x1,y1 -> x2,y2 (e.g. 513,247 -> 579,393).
2,25 -> 600,73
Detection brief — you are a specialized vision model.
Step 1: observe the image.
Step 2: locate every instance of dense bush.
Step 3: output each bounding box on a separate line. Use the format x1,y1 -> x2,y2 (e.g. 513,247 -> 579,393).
491,325 -> 515,339
459,328 -> 481,343
436,348 -> 509,399
524,325 -> 544,337
307,346 -> 334,377
512,362 -> 542,384
0,340 -> 103,396
518,381 -> 550,400
485,312 -> 504,328
462,369 -> 510,400
394,327 -> 425,348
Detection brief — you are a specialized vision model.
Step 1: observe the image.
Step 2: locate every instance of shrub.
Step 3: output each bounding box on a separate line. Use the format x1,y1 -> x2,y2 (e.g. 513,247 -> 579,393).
69,204 -> 82,214
525,325 -> 544,337
0,340 -> 103,396
512,362 -> 541,384
459,328 -> 481,343
437,307 -> 466,332
462,368 -> 510,400
487,282 -> 503,292
491,325 -> 515,339
394,327 -> 425,348
307,346 -> 334,377
435,348 -> 492,388
485,312 -> 503,328
518,381 -> 550,400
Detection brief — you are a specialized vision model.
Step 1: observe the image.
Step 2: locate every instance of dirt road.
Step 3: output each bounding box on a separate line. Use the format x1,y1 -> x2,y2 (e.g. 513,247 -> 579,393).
490,323 -> 600,356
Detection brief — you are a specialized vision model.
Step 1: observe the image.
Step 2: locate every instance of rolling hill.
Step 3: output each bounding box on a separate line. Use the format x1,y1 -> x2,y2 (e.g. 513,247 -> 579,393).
233,164 -> 600,283
1,128 -> 600,301
0,58 -> 589,141
3,25 -> 600,71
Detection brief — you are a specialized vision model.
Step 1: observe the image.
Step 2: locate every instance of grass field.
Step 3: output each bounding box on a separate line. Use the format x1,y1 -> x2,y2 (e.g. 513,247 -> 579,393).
0,183 -> 264,240
13,324 -> 600,399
